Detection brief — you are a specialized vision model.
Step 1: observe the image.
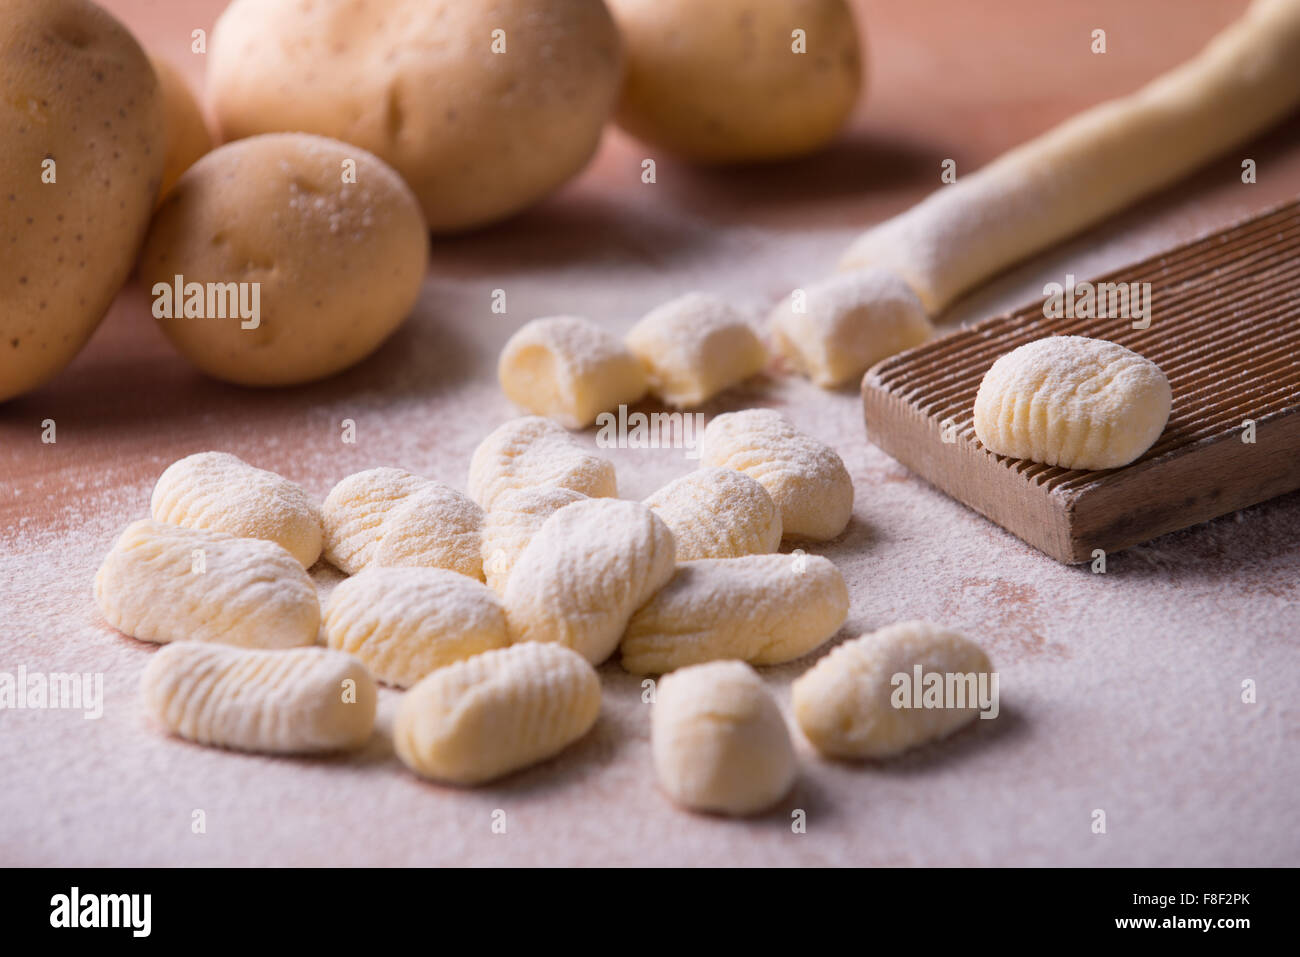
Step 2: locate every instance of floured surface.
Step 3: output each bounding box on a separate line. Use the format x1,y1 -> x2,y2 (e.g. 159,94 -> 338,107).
1,0 -> 1297,866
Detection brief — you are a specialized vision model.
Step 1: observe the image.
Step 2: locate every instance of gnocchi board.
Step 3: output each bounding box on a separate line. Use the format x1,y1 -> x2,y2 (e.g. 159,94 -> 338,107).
861,198 -> 1300,564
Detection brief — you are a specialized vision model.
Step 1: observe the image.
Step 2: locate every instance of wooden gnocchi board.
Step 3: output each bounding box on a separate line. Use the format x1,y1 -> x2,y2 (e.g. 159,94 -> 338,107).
861,197 -> 1300,564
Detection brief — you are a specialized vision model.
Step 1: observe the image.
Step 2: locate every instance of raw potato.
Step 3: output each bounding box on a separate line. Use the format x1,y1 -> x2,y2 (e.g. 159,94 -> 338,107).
642,468 -> 781,561
394,642 -> 601,785
94,519 -> 319,649
652,661 -> 796,816
498,317 -> 649,429
608,0 -> 863,163
148,55 -> 213,202
151,451 -> 323,567
0,0 -> 164,402
324,568 -> 508,688
792,620 -> 993,759
139,132 -> 429,387
621,554 -> 848,674
467,416 -> 617,509
625,293 -> 768,407
321,468 -> 483,579
480,486 -> 588,595
973,336 -> 1172,470
141,643 -> 376,754
209,0 -> 623,232
771,270 -> 933,388
504,498 -> 676,664
700,409 -> 854,540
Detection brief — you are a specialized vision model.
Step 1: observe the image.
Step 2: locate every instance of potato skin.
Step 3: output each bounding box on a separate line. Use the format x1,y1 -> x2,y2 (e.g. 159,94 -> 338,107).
0,0 -> 164,402
209,0 -> 623,233
609,0 -> 864,164
149,55 -> 213,203
139,133 -> 429,387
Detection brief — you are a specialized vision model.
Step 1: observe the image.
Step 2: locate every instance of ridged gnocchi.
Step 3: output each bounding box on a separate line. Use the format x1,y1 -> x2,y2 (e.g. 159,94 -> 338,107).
151,451 -> 323,567
624,293 -> 768,407
973,336 -> 1172,470
323,567 -> 509,688
467,416 -> 617,510
141,642 -> 376,753
700,409 -> 854,541
480,486 -> 588,595
393,642 -> 601,785
621,554 -> 848,674
504,498 -> 676,664
652,661 -> 796,816
498,316 -> 649,428
792,620 -> 993,759
643,468 -> 781,561
94,520 -> 319,649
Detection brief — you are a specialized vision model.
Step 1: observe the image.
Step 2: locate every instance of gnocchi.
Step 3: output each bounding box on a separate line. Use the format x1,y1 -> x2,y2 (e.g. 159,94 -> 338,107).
498,316 -> 649,428
700,409 -> 854,541
621,554 -> 848,674
504,498 -> 675,664
652,660 -> 796,816
624,293 -> 768,407
323,567 -> 508,688
94,520 -> 319,649
467,416 -> 617,510
643,468 -> 781,561
973,336 -> 1172,470
141,642 -> 376,753
771,269 -> 933,388
480,486 -> 588,595
792,620 -> 993,759
393,642 -> 601,786
151,451 -> 323,568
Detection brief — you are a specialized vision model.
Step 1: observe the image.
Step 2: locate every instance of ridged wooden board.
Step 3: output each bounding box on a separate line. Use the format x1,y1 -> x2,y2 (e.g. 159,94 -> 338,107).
861,197 -> 1300,564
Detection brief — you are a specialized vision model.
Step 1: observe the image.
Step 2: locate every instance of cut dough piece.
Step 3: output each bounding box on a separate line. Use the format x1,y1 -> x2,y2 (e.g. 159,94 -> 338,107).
94,519 -> 319,649
770,270 -> 932,388
498,316 -> 649,428
141,642 -> 376,753
652,660 -> 796,816
642,468 -> 781,561
480,486 -> 589,595
467,416 -> 617,509
323,567 -> 508,688
973,336 -> 1171,470
624,293 -> 768,407
151,451 -> 322,567
621,554 -> 849,675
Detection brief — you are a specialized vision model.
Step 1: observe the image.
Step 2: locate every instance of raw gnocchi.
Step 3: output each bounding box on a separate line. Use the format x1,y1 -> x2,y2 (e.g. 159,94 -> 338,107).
792,620 -> 993,759
498,316 -> 649,428
151,451 -> 323,568
321,468 -> 483,579
480,486 -> 588,595
621,554 -> 848,674
393,642 -> 601,786
141,642 -> 376,753
700,409 -> 854,541
323,567 -> 508,688
504,498 -> 675,664
972,336 -> 1172,470
624,293 -> 768,407
94,520 -> 319,649
771,269 -> 933,388
652,660 -> 796,816
643,468 -> 781,561
467,416 -> 617,510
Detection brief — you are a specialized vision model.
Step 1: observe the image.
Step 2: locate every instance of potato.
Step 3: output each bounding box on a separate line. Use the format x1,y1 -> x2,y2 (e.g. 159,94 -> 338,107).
0,0 -> 164,403
209,0 -> 623,233
608,0 -> 863,163
139,133 -> 429,387
149,55 -> 213,203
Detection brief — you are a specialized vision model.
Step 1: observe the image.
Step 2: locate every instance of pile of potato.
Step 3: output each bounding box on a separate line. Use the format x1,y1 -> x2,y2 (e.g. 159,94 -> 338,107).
0,0 -> 864,400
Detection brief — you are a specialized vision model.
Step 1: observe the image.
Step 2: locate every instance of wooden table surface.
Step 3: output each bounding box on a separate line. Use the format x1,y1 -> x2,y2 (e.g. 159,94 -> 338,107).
2,0 -> 1297,866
